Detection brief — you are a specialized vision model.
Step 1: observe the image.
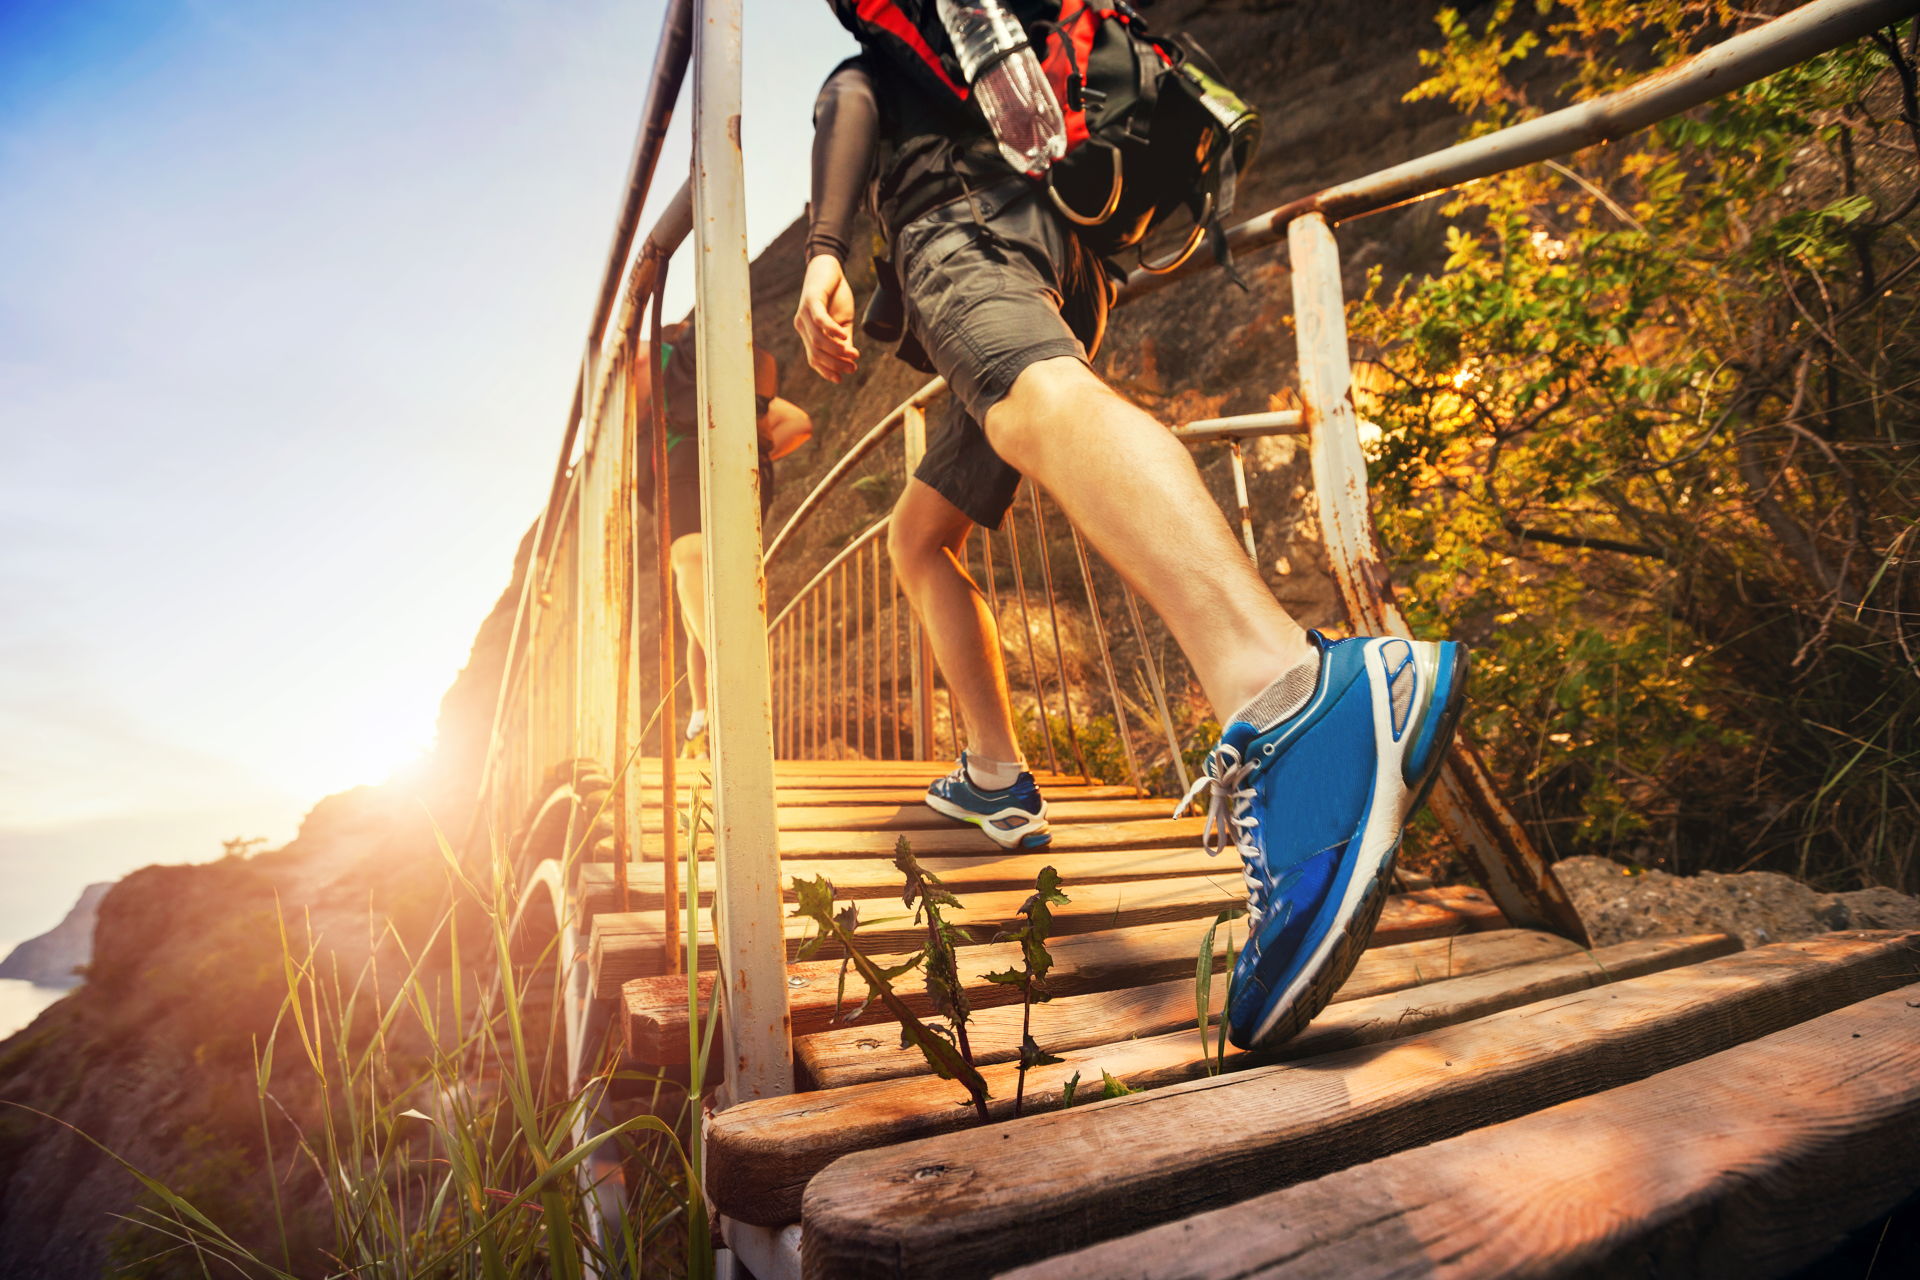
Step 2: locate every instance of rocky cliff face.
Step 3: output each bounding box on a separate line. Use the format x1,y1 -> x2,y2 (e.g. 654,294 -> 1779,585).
0,540 -> 526,1279
0,882 -> 111,989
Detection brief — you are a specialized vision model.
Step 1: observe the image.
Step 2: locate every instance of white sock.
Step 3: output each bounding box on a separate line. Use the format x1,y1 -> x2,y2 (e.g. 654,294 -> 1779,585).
1230,656 -> 1320,729
685,709 -> 708,740
965,751 -> 1025,791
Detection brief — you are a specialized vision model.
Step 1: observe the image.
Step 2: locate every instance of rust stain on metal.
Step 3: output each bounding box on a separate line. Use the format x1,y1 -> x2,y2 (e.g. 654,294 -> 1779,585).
728,114 -> 742,149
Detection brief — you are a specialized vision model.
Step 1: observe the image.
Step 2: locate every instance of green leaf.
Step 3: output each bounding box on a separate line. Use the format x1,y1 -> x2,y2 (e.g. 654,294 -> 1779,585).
1195,905 -> 1246,1073
1099,1069 -> 1135,1099
1019,1033 -> 1063,1071
1060,1071 -> 1082,1108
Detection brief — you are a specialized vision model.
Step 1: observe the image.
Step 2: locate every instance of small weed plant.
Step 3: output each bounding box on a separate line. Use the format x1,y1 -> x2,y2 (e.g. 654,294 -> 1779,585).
791,837 -> 1075,1118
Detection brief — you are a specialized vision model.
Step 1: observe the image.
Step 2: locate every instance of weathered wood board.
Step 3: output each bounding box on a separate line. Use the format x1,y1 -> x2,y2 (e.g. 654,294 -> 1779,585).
643,796 -> 1171,832
797,931 -> 1732,1089
710,931 -> 1738,1226
620,896 -> 1483,1056
795,932 -> 1919,1276
1001,981 -> 1920,1280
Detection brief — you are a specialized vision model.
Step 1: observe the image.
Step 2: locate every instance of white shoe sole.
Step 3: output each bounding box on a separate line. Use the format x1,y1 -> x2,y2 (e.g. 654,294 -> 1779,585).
924,789 -> 1051,850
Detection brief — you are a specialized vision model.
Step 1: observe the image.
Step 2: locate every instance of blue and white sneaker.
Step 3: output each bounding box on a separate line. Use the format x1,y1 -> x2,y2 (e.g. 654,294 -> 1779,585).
1180,631 -> 1470,1048
924,752 -> 1052,850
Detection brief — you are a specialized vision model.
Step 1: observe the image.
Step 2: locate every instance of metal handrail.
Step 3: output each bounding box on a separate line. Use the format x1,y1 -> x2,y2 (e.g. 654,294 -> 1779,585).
464,0 -> 693,860
1121,0 -> 1917,301
763,378 -> 944,561
771,514 -> 891,631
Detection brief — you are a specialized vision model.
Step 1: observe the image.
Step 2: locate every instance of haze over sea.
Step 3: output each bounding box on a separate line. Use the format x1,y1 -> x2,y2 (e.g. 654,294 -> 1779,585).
0,979 -> 66,1041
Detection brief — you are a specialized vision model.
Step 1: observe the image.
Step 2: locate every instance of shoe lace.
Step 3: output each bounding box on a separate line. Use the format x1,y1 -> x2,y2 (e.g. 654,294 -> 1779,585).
1176,743 -> 1266,928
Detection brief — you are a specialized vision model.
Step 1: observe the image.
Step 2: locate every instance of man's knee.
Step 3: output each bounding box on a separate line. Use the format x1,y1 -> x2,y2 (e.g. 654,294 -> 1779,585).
983,356 -> 1115,465
888,484 -> 966,590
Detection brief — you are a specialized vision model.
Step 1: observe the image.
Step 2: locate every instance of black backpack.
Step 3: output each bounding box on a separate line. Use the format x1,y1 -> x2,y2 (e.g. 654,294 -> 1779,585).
830,0 -> 1262,276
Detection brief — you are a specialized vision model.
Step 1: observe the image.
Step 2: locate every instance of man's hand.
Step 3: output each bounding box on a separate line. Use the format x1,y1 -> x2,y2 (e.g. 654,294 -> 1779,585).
795,253 -> 859,383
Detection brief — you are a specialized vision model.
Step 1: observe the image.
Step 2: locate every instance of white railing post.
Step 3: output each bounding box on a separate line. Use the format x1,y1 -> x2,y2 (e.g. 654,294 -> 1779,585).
690,0 -> 793,1103
1289,211 -> 1589,943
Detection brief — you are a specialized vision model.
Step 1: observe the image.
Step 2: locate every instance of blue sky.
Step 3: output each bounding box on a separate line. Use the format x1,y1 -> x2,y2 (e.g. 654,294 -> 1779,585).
0,0 -> 853,948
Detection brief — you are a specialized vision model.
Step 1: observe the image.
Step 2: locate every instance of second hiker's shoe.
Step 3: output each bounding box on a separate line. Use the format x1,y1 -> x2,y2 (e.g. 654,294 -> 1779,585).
924,751 -> 1052,850
1180,631 -> 1470,1049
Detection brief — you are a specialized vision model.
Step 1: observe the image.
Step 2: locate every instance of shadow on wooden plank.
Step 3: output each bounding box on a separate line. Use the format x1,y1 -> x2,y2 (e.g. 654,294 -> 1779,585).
792,932 -> 1919,1275
1001,981 -> 1920,1280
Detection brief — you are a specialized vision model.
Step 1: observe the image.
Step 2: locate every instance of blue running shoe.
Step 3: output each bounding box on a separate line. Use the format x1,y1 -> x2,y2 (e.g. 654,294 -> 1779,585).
1180,631 -> 1470,1049
924,752 -> 1052,850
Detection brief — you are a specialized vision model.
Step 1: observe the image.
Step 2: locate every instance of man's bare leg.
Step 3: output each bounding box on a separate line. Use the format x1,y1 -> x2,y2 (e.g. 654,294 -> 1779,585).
887,480 -> 1022,763
669,533 -> 709,722
983,356 -> 1314,719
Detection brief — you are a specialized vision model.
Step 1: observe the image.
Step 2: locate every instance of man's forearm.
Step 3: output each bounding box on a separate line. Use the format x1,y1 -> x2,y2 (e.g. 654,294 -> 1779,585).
807,62 -> 879,263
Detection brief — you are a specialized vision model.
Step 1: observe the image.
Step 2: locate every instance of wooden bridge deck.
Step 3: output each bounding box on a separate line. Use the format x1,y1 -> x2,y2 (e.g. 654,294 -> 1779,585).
585,759 -> 1920,1279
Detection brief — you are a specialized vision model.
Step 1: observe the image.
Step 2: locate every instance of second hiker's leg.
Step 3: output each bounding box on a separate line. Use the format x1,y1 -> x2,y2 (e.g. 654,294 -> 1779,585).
888,471 -> 1050,849
887,479 -> 1020,763
983,357 -> 1313,720
669,533 -> 709,730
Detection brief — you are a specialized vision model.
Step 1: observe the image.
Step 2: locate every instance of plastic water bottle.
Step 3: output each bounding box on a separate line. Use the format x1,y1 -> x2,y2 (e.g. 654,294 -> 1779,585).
936,0 -> 1066,177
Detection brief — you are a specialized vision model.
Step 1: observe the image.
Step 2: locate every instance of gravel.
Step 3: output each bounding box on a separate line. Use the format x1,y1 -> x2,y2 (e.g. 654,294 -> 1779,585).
1554,856 -> 1920,949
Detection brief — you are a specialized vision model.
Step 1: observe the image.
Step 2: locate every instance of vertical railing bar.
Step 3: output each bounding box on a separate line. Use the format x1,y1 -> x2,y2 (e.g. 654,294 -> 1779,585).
1068,522 -> 1145,796
822,569 -> 834,751
870,541 -> 884,757
1122,581 -> 1191,794
1227,441 -> 1259,563
980,511 -> 1003,619
613,340 -> 637,917
889,566 -> 903,761
941,675 -> 958,762
1003,489 -> 1060,775
1028,487 -> 1088,779
690,0 -> 793,1102
807,589 -> 818,760
855,545 -> 868,758
647,263 -> 680,972
837,562 -> 850,751
774,618 -> 787,760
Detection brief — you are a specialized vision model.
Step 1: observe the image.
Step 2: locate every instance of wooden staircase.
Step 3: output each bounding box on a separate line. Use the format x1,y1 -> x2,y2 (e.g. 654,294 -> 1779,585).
577,759 -> 1920,1278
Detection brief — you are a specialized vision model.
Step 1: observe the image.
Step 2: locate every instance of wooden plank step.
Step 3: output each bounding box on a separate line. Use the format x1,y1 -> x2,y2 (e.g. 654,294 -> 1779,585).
649,759 -> 1033,773
627,817 -> 1208,861
791,921 -> 1589,1090
642,796 -> 1169,832
618,901 -> 1500,1063
709,932 -> 1734,1226
581,846 -> 1242,917
1002,980 -> 1920,1280
591,873 -> 1247,994
638,765 -> 1096,787
794,931 -> 1920,1277
576,859 -> 1505,940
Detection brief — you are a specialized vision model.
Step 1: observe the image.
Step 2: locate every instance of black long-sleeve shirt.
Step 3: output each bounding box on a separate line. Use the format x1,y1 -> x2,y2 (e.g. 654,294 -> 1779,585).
805,54 -> 994,263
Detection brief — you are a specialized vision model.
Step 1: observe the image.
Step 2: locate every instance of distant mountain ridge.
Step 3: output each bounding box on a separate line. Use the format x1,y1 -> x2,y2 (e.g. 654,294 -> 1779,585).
0,882 -> 112,989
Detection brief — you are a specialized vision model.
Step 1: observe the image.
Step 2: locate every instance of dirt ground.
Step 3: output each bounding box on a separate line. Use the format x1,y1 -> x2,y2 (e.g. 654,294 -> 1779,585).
1554,856 -> 1920,948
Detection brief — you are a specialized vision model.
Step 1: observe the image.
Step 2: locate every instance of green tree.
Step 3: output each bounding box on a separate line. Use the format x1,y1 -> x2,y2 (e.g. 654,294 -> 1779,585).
1352,3 -> 1920,889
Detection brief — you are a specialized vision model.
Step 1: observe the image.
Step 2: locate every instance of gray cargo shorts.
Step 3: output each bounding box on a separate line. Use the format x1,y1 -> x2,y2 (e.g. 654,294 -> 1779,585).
895,180 -> 1116,529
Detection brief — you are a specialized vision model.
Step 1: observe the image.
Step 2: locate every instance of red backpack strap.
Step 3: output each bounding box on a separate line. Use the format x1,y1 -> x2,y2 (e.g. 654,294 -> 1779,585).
840,0 -> 970,101
1037,2 -> 1101,151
